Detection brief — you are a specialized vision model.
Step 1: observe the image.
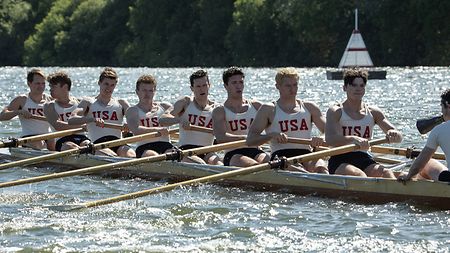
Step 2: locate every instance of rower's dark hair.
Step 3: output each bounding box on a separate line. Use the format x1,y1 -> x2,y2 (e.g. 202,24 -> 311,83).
99,67 -> 118,82
189,69 -> 209,86
47,71 -> 72,91
343,68 -> 368,86
27,68 -> 45,83
222,66 -> 244,85
441,89 -> 450,107
136,74 -> 157,90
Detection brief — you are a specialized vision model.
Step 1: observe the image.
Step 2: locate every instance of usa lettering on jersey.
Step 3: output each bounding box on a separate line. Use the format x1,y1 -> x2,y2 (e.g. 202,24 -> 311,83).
228,118 -> 254,131
342,126 -> 371,138
140,117 -> 159,127
28,108 -> 44,116
58,112 -> 72,121
188,114 -> 213,128
278,119 -> 309,132
92,111 -> 119,121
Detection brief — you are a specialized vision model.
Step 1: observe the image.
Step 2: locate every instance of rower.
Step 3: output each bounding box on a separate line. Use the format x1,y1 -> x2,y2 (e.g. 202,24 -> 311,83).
159,69 -> 222,165
0,68 -> 54,150
212,66 -> 270,167
68,67 -> 135,157
246,67 -> 328,173
325,68 -> 402,178
126,74 -> 173,158
43,71 -> 90,151
398,89 -> 450,182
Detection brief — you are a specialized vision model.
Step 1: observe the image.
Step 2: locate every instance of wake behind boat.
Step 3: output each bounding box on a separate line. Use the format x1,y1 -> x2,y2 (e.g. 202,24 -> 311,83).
1,147 -> 449,209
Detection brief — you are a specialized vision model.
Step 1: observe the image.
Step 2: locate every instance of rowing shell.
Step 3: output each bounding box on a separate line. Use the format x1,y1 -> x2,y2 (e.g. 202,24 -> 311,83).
2,147 -> 450,209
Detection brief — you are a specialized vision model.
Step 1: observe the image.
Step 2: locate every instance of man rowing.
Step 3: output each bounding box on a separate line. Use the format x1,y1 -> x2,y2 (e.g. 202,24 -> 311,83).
246,67 -> 327,173
325,68 -> 402,178
68,67 -> 135,157
159,69 -> 222,165
397,89 -> 450,182
212,67 -> 270,167
0,68 -> 54,150
43,71 -> 90,151
126,74 -> 173,158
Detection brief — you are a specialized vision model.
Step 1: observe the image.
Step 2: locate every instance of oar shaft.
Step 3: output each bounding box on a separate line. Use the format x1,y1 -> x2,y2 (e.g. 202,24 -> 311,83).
77,137 -> 388,209
0,128 -> 84,148
371,145 -> 446,160
0,139 -> 247,188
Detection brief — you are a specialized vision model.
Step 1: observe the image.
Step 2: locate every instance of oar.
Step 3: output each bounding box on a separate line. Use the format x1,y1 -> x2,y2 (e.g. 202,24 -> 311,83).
287,137 -> 400,164
371,145 -> 446,160
0,139 -> 247,189
416,115 -> 444,134
0,128 -> 84,148
0,128 -> 180,171
53,138 -> 388,211
30,115 -> 124,130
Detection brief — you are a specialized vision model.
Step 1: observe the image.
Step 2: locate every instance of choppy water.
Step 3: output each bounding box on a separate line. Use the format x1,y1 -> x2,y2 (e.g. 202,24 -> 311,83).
0,67 -> 449,252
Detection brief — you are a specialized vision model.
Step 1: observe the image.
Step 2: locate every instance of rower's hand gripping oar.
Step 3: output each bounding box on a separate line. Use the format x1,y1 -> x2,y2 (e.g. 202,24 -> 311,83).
0,128 -> 181,170
0,138 -> 247,189
416,115 -> 444,134
54,138 -> 388,211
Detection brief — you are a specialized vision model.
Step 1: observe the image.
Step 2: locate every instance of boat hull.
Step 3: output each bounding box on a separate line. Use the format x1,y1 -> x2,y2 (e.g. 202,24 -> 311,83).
2,148 -> 450,209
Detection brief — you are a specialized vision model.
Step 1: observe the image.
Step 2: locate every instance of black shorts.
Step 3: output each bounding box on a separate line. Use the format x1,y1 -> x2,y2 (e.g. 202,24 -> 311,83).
223,148 -> 267,166
328,151 -> 377,174
55,134 -> 90,151
93,135 -> 128,154
179,144 -> 206,159
136,141 -> 174,158
270,148 -> 311,160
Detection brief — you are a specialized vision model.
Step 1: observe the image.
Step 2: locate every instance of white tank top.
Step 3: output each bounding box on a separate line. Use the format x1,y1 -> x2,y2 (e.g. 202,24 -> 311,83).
224,100 -> 258,151
135,103 -> 169,146
178,98 -> 217,146
53,99 -> 83,141
266,101 -> 312,152
54,100 -> 78,123
339,103 -> 374,139
19,95 -> 51,136
86,98 -> 124,142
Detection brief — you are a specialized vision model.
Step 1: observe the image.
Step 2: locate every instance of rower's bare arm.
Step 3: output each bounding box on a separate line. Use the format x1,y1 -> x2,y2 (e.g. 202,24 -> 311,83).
305,101 -> 326,133
371,106 -> 403,143
43,102 -> 81,130
400,147 -> 436,181
212,106 -> 245,143
159,97 -> 189,126
118,99 -> 131,114
0,96 -> 27,121
246,103 -> 274,146
68,100 -> 92,125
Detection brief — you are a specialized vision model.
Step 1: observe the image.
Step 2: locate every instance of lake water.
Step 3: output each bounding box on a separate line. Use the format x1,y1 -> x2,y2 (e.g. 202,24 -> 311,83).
0,67 -> 449,252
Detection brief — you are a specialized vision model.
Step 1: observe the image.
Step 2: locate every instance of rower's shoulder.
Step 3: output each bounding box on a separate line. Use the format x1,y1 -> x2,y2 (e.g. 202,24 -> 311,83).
327,102 -> 343,112
249,99 -> 263,109
159,101 -> 172,110
302,100 -> 321,111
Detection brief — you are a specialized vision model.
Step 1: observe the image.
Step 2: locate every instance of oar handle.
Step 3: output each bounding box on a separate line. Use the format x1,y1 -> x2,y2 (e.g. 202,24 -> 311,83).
31,115 -> 123,131
371,145 -> 446,160
0,128 -> 85,148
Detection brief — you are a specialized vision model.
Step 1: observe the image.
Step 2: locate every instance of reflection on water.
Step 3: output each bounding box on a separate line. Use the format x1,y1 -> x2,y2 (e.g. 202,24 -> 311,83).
0,67 -> 449,252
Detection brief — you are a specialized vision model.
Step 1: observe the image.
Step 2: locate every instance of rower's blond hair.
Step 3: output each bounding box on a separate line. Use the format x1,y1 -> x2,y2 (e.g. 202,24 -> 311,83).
136,74 -> 157,90
275,67 -> 299,84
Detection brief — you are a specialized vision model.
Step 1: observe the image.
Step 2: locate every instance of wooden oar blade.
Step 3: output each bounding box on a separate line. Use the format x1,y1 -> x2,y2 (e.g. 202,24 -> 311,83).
416,116 -> 444,134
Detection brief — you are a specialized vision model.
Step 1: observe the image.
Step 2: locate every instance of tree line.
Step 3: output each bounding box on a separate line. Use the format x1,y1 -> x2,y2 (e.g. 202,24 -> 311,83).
1,0 -> 448,67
